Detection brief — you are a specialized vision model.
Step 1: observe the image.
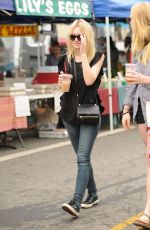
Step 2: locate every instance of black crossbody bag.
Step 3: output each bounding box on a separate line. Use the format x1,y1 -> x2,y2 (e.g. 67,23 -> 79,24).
77,104 -> 100,125
73,61 -> 100,125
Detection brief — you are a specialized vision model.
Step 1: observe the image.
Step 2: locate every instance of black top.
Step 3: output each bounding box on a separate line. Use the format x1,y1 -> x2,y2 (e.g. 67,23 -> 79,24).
58,52 -> 104,125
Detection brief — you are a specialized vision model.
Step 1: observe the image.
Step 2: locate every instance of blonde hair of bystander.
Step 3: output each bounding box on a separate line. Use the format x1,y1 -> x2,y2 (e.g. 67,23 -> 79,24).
131,2 -> 150,65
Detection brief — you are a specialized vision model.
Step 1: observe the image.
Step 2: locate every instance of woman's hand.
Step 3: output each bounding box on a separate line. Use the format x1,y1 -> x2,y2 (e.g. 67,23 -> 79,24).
125,72 -> 150,84
122,113 -> 131,130
80,34 -> 87,57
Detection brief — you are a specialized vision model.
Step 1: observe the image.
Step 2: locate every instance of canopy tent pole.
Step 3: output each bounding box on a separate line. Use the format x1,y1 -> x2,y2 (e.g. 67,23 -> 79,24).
41,41 -> 45,66
19,37 -> 24,70
37,33 -> 41,69
105,16 -> 113,132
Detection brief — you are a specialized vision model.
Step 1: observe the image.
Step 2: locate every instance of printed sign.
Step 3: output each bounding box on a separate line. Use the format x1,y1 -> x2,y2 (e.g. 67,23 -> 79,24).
15,96 -> 31,117
14,0 -> 91,18
0,24 -> 38,37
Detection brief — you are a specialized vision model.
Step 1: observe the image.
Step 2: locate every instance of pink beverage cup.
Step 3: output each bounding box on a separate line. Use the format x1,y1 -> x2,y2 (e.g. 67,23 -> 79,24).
125,63 -> 136,83
61,74 -> 72,92
125,63 -> 136,73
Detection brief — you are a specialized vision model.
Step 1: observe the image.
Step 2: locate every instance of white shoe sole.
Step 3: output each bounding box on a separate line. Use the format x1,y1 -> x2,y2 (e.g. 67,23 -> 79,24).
62,203 -> 79,217
81,199 -> 99,209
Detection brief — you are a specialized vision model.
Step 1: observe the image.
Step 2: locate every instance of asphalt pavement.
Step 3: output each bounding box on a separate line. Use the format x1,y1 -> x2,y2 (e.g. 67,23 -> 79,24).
0,128 -> 147,230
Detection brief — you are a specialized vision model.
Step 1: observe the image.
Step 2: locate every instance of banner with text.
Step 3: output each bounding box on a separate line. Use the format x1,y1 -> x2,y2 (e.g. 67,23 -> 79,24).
14,0 -> 91,18
0,24 -> 38,37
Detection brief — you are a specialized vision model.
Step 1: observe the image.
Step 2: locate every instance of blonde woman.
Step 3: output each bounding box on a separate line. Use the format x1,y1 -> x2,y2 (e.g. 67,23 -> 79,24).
122,2 -> 150,228
58,19 -> 105,217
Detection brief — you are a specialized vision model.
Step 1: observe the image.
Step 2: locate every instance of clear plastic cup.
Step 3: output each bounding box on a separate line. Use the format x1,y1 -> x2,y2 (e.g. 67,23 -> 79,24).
125,63 -> 136,83
61,74 -> 72,92
125,63 -> 136,73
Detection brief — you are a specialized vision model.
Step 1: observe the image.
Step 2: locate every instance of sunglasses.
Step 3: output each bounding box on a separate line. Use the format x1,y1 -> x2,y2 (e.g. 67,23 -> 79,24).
69,34 -> 81,41
126,17 -> 132,24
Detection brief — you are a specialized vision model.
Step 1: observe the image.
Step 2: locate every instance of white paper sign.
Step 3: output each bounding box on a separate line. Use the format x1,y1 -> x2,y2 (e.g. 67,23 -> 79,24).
146,102 -> 150,127
14,96 -> 31,117
54,92 -> 62,113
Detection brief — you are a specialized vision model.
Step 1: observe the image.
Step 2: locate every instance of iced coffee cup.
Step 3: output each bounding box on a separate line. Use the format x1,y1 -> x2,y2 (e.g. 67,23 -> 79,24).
61,74 -> 72,92
125,63 -> 136,83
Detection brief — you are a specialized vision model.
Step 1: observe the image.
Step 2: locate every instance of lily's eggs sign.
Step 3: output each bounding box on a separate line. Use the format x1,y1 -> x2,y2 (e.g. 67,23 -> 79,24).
14,0 -> 91,18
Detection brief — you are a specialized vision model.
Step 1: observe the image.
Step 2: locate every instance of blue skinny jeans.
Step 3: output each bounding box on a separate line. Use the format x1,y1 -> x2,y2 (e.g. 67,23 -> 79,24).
63,119 -> 101,207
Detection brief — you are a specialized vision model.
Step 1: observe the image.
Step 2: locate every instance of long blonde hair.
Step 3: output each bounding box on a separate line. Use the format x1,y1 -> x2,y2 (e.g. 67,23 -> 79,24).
66,19 -> 96,64
131,2 -> 150,65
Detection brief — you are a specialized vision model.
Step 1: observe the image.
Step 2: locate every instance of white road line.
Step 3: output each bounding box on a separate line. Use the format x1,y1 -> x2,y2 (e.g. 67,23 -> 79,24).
0,127 -> 134,163
0,141 -> 71,162
97,127 -> 127,138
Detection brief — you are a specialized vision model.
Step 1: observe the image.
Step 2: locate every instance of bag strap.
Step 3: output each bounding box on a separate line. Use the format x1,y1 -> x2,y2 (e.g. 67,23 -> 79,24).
72,59 -> 79,103
73,59 -> 77,86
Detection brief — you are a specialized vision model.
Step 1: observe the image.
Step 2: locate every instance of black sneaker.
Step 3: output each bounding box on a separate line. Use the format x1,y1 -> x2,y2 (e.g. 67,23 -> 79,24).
81,195 -> 99,209
62,199 -> 80,217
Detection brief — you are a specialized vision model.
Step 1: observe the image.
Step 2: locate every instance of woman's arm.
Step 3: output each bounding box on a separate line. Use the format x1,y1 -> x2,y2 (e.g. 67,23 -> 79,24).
122,83 -> 138,130
80,35 -> 105,86
123,84 -> 138,108
81,53 -> 105,86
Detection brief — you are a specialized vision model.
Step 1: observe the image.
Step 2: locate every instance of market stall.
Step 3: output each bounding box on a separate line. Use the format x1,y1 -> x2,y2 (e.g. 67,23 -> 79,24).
0,0 -> 94,144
